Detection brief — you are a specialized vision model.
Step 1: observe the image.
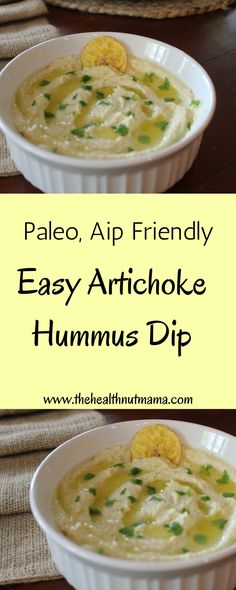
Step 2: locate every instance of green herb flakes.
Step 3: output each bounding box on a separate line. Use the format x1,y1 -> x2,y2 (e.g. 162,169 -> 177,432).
82,85 -> 92,91
190,99 -> 201,107
144,72 -> 155,82
44,93 -> 51,101
99,100 -> 111,106
176,489 -> 191,496
150,496 -> 164,502
39,79 -> 50,87
159,77 -> 171,91
96,91 -> 105,100
58,102 -> 68,111
186,468 -> 193,475
89,507 -> 102,516
72,93 -> 78,100
119,526 -> 136,538
131,75 -> 138,81
181,547 -> 189,554
194,534 -> 208,544
200,464 -> 212,476
147,486 -> 157,495
130,467 -> 142,476
164,97 -> 175,103
120,488 -> 127,495
180,507 -> 190,514
81,74 -> 91,82
200,495 -> 211,502
212,518 -> 228,530
144,100 -> 153,105
223,492 -> 235,497
44,111 -> 55,119
154,120 -> 169,131
83,472 -> 95,480
71,124 -> 92,138
115,124 -> 129,136
138,134 -> 150,144
128,496 -> 137,503
75,495 -> 80,502
131,478 -> 143,485
187,122 -> 192,130
89,487 -> 96,496
105,498 -> 116,507
113,463 -> 125,468
66,70 -> 76,76
79,100 -> 87,107
165,522 -> 183,536
127,111 -> 135,117
31,100 -> 36,106
122,95 -> 131,101
217,470 -> 230,485
127,147 -> 134,152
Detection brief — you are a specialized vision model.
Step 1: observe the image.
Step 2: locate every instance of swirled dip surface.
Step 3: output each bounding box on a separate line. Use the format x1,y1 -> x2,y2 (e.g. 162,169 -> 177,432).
53,445 -> 236,561
12,55 -> 200,159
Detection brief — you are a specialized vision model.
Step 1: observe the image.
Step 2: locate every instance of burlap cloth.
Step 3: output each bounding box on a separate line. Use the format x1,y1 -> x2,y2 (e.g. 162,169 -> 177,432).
0,410 -> 107,585
0,0 -> 59,178
46,0 -> 236,19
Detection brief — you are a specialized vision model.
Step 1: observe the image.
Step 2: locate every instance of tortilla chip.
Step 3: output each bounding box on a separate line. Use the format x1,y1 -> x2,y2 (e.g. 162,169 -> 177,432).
130,424 -> 181,465
81,36 -> 127,73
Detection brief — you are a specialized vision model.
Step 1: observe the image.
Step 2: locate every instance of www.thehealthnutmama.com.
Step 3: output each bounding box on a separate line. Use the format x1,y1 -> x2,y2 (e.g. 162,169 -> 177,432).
43,392 -> 193,407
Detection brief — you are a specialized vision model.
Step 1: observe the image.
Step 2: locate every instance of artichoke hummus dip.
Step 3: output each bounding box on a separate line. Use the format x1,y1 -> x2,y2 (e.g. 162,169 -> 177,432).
53,424 -> 236,561
12,36 -> 201,159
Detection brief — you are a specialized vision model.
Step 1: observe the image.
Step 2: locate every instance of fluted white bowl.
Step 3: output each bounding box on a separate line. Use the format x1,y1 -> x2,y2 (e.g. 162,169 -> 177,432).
0,32 -> 215,193
30,419 -> 236,590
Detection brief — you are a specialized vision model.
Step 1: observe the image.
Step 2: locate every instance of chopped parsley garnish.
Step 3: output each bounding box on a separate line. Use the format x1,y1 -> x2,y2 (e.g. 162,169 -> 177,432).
113,463 -> 124,468
194,534 -> 207,544
147,485 -> 157,495
159,77 -> 171,91
97,548 -> 104,554
89,507 -> 102,516
122,95 -> 131,101
66,70 -> 76,75
127,111 -> 135,117
128,496 -> 137,503
119,526 -> 136,538
200,495 -> 211,502
82,85 -> 92,91
120,488 -> 127,495
58,102 -> 68,110
144,72 -> 155,82
96,91 -> 105,100
187,122 -> 192,130
138,134 -> 150,144
83,472 -> 95,480
154,120 -> 169,131
190,99 -> 201,107
114,124 -> 129,136
150,495 -> 164,502
144,100 -> 153,105
200,464 -> 212,476
223,492 -> 235,497
32,100 -> 36,106
75,495 -> 80,502
39,79 -> 50,86
127,147 -> 134,152
99,100 -> 111,106
79,100 -> 87,107
165,522 -> 183,536
105,498 -> 117,507
71,124 -> 92,138
212,518 -> 228,529
131,75 -> 138,81
44,93 -> 51,101
44,111 -> 55,119
181,547 -> 189,554
89,487 -> 96,496
176,489 -> 191,496
180,507 -> 190,514
130,467 -> 142,476
81,74 -> 91,82
186,468 -> 193,475
164,97 -> 175,103
72,93 -> 78,100
217,470 -> 230,485
131,478 -> 143,485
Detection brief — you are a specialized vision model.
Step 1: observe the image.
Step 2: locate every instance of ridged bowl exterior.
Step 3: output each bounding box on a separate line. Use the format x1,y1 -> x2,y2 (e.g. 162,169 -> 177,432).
7,135 -> 202,194
47,535 -> 236,590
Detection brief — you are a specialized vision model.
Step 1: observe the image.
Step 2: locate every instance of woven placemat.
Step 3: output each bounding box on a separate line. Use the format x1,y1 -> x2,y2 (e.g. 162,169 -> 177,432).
46,0 -> 236,18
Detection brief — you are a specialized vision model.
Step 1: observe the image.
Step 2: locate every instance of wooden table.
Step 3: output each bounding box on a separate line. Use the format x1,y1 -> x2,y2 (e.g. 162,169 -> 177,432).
3,409 -> 236,590
1,6 -> 236,193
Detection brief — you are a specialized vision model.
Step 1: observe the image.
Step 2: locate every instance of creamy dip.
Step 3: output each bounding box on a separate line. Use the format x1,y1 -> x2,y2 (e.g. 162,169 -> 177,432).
12,55 -> 200,159
53,445 -> 236,561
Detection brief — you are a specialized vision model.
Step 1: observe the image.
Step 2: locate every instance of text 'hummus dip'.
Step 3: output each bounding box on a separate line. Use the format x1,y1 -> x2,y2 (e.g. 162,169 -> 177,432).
53,425 -> 236,561
12,37 -> 201,159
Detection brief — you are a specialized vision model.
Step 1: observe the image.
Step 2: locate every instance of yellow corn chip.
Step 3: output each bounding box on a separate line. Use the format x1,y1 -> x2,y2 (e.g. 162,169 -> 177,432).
81,36 -> 127,73
130,424 -> 181,465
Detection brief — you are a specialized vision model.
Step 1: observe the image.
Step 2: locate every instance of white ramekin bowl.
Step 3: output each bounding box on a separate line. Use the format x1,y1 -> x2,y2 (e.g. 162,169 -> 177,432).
0,32 -> 216,193
30,419 -> 236,590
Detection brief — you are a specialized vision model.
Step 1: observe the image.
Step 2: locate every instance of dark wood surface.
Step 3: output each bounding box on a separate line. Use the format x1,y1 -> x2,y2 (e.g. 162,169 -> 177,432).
3,409 -> 236,590
1,6 -> 236,194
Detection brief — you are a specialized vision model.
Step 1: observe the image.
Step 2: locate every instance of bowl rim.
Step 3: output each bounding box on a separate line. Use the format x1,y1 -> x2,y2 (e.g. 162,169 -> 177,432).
0,31 -> 216,171
30,418 -> 236,574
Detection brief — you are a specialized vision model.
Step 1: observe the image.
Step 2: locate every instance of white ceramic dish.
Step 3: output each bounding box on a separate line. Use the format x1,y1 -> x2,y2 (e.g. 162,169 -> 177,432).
0,32 -> 216,193
30,419 -> 236,590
